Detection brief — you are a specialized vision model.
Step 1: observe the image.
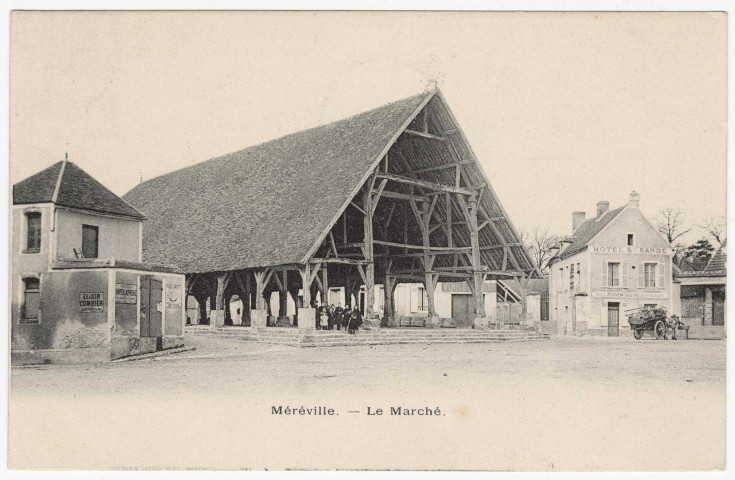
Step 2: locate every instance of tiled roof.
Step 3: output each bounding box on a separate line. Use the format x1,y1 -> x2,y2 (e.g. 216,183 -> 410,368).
703,239 -> 727,273
558,206 -> 626,260
13,161 -> 145,219
123,89 -> 539,275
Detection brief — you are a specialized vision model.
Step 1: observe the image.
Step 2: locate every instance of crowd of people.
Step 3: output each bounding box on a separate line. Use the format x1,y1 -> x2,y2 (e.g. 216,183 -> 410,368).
313,302 -> 363,334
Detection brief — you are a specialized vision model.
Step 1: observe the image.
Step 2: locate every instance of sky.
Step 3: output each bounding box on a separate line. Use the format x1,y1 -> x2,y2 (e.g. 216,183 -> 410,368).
9,11 -> 727,244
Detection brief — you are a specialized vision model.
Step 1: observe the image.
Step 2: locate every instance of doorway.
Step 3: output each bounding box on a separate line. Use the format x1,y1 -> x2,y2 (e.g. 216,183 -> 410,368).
607,302 -> 620,337
140,276 -> 163,340
451,294 -> 473,328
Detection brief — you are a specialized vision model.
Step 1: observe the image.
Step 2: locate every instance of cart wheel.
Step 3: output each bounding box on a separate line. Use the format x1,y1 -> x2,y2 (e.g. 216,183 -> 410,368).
634,329 -> 643,340
654,320 -> 666,340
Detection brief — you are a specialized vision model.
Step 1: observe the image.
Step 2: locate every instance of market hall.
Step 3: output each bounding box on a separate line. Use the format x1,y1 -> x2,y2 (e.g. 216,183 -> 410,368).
123,89 -> 540,332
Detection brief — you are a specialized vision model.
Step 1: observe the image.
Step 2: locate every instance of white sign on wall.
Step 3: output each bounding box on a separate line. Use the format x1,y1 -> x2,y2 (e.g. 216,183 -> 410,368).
115,283 -> 137,304
590,246 -> 671,255
80,292 -> 104,312
166,284 -> 182,308
592,291 -> 669,299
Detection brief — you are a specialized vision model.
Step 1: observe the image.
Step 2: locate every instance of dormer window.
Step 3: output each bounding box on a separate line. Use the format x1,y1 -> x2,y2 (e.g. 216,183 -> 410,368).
25,211 -> 41,253
627,234 -> 634,246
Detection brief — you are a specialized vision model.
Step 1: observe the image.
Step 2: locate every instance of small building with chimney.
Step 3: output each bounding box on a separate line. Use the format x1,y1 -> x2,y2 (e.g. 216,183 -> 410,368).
11,159 -> 186,363
548,191 -> 676,336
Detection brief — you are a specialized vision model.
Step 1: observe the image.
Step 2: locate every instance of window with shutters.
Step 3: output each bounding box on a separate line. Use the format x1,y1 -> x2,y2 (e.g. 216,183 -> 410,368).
608,263 -> 620,287
644,263 -> 656,288
25,212 -> 41,253
21,277 -> 40,323
575,263 -> 581,290
569,265 -> 574,291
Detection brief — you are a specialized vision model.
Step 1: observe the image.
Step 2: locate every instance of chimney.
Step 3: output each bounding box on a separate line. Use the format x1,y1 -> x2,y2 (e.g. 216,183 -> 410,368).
572,211 -> 586,233
628,190 -> 640,208
596,201 -> 609,218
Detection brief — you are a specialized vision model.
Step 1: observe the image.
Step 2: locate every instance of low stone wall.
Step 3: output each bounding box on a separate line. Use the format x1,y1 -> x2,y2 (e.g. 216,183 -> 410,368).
12,347 -> 110,365
534,321 -> 558,335
686,324 -> 725,340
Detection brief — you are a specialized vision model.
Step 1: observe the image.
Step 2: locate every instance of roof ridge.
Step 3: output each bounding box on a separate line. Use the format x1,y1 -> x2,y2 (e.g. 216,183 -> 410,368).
51,157 -> 68,203
129,90 -> 433,192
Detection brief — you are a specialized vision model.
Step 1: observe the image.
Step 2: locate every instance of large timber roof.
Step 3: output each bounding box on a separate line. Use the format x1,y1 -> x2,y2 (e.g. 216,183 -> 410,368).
13,160 -> 145,220
123,89 -> 538,276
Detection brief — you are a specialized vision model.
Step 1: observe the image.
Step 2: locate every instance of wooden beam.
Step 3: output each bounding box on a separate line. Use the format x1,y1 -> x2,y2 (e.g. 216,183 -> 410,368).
373,239 -> 471,252
384,203 -> 396,229
402,129 -> 446,141
372,178 -> 388,215
349,201 -> 365,215
272,270 -> 284,292
377,190 -> 427,203
328,231 -> 339,258
446,192 -> 453,248
309,257 -> 370,265
356,263 -> 367,285
375,172 -> 472,196
411,160 -> 472,175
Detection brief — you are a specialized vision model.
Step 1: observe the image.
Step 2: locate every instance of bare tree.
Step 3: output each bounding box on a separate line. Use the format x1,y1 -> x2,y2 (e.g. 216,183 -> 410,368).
700,215 -> 726,246
656,209 -> 691,254
520,226 -> 560,273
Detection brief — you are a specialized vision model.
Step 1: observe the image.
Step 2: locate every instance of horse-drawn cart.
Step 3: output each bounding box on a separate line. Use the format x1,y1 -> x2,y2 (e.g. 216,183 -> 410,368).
626,307 -> 687,340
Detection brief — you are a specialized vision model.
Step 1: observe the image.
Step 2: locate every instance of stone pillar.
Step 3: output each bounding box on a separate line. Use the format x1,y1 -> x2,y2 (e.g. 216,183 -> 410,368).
251,309 -> 268,329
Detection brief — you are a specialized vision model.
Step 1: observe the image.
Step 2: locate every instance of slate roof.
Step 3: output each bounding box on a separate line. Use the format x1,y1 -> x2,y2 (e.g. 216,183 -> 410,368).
124,92 -> 431,273
13,161 -> 145,220
558,206 -> 626,260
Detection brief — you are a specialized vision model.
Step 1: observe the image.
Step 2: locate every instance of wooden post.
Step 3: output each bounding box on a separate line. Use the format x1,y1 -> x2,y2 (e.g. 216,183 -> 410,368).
298,263 -> 315,330
321,266 -> 329,305
458,194 -> 485,320
278,270 -> 288,320
254,270 -> 266,310
344,281 -> 353,309
212,272 -> 229,328
516,273 -> 530,325
362,180 -> 377,327
383,275 -> 394,324
194,293 -> 208,325
244,272 -> 252,324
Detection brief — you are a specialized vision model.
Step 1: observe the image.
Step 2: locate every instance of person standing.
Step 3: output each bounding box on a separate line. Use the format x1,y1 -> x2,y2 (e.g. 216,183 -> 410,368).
334,303 -> 344,331
327,304 -> 335,330
342,306 -> 352,333
348,305 -> 363,334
